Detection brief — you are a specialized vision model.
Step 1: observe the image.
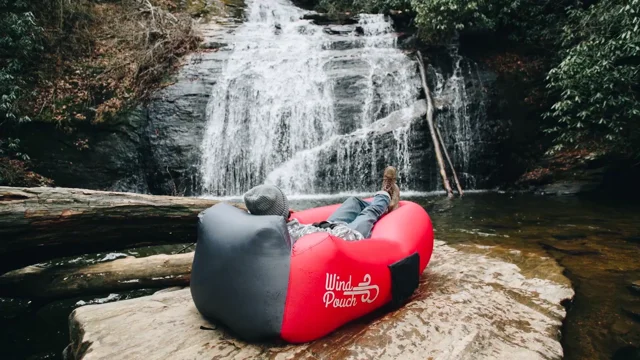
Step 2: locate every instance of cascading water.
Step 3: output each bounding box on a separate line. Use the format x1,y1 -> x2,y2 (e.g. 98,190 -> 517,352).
199,0 -> 336,196
199,0 -> 490,196
430,45 -> 488,189
199,0 -> 419,196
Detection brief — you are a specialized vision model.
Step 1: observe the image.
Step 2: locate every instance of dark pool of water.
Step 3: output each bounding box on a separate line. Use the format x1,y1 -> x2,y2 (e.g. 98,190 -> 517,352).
408,193 -> 640,360
1,193 -> 639,360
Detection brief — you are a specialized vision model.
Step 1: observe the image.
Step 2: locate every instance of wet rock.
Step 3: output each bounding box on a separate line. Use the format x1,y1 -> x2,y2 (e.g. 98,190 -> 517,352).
552,233 -> 587,241
623,304 -> 640,322
65,241 -> 573,360
199,41 -> 228,50
17,109 -> 150,193
624,235 -> 640,243
536,180 -> 601,196
153,287 -> 185,295
302,13 -> 358,25
520,165 -> 608,196
142,21 -> 237,196
539,242 -> 601,256
613,345 -> 640,360
629,280 -> 640,295
323,25 -> 356,35
611,318 -> 635,335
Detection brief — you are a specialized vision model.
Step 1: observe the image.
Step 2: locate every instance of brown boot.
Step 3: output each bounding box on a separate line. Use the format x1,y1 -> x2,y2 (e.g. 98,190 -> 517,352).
382,166 -> 400,212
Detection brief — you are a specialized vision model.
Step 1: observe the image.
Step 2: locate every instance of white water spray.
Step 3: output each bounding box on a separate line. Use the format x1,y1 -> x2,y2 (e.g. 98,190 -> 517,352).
199,0 -> 419,196
199,0 -> 487,196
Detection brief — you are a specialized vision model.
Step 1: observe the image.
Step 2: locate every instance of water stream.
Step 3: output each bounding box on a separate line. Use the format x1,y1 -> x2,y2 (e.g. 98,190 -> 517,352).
430,45 -> 488,188
198,0 -> 492,196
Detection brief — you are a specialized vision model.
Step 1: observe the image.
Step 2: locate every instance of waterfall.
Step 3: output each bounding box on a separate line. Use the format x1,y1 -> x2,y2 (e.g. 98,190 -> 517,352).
199,0 -> 419,196
199,0 -> 489,196
199,0 -> 336,196
430,45 -> 488,189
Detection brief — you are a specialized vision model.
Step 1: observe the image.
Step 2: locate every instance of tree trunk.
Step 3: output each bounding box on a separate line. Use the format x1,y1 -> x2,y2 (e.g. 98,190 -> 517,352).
0,186 -> 238,273
435,126 -> 464,196
415,52 -> 454,198
0,252 -> 194,300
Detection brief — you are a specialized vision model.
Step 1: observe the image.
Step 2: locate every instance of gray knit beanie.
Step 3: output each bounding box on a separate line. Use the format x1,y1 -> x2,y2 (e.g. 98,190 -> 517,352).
243,184 -> 289,219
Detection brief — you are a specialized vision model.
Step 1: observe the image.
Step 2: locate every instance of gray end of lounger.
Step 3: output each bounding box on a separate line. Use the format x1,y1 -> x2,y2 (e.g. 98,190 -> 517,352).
190,203 -> 292,341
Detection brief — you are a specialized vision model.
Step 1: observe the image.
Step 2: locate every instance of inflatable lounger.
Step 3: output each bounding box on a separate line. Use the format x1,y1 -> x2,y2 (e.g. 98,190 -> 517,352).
190,200 -> 434,343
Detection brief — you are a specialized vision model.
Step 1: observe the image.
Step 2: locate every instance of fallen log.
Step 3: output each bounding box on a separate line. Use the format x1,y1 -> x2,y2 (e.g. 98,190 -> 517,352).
0,252 -> 194,300
0,186 -> 238,273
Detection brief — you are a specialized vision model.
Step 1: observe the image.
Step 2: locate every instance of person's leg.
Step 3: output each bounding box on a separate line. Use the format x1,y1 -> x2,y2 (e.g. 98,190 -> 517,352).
327,196 -> 370,223
347,191 -> 390,238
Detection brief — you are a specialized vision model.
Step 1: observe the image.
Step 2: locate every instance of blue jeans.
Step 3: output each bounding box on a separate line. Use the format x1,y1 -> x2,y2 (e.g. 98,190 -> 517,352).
327,193 -> 390,238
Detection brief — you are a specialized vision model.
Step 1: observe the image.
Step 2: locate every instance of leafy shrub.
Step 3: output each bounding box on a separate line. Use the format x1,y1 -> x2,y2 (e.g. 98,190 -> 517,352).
0,138 -> 52,186
1,0 -> 200,186
545,0 -> 640,155
0,0 -> 44,124
0,157 -> 53,187
313,0 -> 640,159
1,0 -> 200,126
316,0 -> 410,14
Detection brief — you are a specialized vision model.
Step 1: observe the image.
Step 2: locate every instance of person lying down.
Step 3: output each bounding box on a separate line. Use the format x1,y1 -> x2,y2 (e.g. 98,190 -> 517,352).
242,166 -> 400,242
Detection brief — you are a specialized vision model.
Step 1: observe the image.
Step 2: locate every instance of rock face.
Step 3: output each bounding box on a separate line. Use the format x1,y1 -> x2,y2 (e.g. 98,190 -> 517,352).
140,21 -> 234,195
17,109 -> 151,193
17,19 -> 239,196
64,241 -> 573,360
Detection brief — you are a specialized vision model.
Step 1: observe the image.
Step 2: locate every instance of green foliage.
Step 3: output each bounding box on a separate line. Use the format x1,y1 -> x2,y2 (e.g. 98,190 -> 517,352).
312,0 -> 640,158
0,137 -> 52,187
408,0 -> 572,45
0,0 -> 199,186
545,0 -> 640,155
316,0 -> 410,14
0,156 -> 53,187
0,137 -> 29,161
0,0 -> 44,124
409,0 -> 497,42
314,0 -> 571,46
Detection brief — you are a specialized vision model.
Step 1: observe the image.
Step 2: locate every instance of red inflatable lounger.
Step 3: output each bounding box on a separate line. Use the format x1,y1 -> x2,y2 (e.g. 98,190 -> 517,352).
282,199 -> 434,343
190,199 -> 434,343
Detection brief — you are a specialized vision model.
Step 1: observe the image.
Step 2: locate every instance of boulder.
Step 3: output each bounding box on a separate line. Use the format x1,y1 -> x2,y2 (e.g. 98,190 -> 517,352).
301,13 -> 358,25
16,109 -> 150,193
323,25 -> 357,35
611,318 -> 635,335
138,20 -> 237,196
536,180 -> 602,196
65,241 -> 573,360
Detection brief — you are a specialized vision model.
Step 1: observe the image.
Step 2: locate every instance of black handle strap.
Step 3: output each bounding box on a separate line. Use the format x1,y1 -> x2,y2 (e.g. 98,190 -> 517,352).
387,252 -> 421,308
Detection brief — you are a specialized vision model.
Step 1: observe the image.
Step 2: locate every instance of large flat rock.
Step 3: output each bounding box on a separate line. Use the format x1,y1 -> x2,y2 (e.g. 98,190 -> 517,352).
65,241 -> 574,360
